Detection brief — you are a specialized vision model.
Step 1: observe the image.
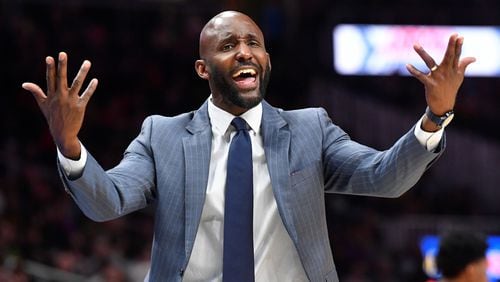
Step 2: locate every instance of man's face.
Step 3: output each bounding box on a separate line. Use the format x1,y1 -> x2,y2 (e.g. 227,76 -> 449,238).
196,12 -> 271,115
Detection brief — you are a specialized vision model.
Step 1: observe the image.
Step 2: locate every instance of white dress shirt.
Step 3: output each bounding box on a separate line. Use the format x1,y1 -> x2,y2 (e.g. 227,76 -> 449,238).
182,99 -> 308,281
58,101 -> 444,281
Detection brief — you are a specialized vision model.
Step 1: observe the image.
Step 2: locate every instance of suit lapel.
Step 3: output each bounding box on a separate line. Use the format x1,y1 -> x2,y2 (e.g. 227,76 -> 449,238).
181,100 -> 300,262
182,101 -> 212,263
260,101 -> 298,243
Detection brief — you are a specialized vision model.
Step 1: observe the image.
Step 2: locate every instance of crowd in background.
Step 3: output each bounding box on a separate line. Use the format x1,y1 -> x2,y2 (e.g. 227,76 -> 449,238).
1,0 -> 499,281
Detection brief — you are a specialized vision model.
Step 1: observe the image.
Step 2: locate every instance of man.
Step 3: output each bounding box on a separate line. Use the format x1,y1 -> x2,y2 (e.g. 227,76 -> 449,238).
22,10 -> 475,282
436,231 -> 488,282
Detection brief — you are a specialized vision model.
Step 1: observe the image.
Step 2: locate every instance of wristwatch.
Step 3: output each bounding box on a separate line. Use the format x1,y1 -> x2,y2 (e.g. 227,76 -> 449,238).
425,106 -> 454,128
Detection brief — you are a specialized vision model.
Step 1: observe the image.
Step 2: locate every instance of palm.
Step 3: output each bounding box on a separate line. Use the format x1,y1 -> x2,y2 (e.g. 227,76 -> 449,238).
406,34 -> 475,115
22,52 -> 98,158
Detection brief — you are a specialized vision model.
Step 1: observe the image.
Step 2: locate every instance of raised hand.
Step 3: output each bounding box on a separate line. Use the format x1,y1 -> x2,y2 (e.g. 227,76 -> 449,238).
22,52 -> 98,159
406,34 -> 475,131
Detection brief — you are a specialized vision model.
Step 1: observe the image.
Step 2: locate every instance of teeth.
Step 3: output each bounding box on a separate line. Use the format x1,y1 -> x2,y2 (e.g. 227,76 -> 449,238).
233,68 -> 256,77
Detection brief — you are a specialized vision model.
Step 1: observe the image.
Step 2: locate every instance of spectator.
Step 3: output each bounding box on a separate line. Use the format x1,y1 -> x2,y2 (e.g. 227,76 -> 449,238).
436,231 -> 488,282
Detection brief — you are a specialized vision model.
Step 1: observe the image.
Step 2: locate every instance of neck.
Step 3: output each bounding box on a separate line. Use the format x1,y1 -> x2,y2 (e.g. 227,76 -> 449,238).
211,95 -> 248,116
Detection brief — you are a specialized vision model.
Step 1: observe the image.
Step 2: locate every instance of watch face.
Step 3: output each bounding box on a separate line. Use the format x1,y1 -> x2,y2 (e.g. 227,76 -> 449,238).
442,113 -> 454,128
425,107 -> 454,128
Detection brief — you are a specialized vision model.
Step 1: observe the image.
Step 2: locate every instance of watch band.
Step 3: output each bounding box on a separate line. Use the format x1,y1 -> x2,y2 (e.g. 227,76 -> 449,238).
425,107 -> 454,128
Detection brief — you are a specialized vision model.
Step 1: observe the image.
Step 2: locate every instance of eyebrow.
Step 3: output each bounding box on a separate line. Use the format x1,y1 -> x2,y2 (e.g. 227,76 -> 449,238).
218,32 -> 260,42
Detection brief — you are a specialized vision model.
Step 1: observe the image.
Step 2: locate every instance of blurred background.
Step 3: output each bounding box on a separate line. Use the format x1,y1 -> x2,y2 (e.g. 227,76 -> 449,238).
1,0 -> 499,281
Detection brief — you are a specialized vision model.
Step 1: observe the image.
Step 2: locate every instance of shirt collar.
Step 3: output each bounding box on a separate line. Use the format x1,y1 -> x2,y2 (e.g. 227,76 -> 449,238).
207,96 -> 262,136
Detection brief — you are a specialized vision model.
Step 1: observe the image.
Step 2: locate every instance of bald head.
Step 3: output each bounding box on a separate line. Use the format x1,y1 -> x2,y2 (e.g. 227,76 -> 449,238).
199,11 -> 266,59
194,10 -> 271,115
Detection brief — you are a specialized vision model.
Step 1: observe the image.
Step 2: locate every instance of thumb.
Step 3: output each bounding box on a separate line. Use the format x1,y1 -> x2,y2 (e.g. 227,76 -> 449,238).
459,57 -> 476,72
22,82 -> 47,101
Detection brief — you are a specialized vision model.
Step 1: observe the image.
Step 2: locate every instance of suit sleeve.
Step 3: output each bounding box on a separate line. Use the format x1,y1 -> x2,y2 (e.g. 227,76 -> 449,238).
318,108 -> 444,197
59,116 -> 157,222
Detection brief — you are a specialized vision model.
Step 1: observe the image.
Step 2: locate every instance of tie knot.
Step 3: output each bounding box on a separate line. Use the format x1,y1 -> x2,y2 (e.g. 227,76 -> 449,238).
231,117 -> 248,131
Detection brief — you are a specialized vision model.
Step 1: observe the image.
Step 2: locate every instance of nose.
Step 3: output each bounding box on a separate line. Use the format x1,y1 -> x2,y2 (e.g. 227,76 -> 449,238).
235,43 -> 252,61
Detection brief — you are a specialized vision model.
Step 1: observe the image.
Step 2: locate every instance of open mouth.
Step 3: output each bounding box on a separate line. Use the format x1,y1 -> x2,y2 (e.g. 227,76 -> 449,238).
232,68 -> 258,90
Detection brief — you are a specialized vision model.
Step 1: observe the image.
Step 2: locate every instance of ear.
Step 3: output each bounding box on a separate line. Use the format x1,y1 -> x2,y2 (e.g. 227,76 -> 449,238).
267,53 -> 272,71
463,258 -> 488,281
195,59 -> 209,80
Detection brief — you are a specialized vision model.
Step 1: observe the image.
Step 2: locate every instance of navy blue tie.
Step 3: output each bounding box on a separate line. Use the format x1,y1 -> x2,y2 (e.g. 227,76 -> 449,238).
223,117 -> 254,282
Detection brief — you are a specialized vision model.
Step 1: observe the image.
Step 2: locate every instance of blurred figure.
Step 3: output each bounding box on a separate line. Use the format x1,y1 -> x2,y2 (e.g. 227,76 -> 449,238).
436,231 -> 488,282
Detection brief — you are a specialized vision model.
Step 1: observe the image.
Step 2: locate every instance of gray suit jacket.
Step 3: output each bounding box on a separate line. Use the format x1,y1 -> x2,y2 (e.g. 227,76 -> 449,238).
60,100 -> 442,281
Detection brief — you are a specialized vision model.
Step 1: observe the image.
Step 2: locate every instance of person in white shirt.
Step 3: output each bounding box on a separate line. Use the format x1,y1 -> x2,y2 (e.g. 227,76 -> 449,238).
22,10 -> 475,282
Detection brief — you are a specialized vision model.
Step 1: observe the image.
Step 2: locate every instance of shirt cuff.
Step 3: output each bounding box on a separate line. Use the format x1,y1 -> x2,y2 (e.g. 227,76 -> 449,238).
57,142 -> 87,178
414,115 -> 444,152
